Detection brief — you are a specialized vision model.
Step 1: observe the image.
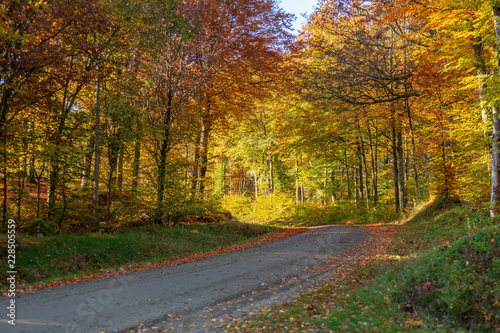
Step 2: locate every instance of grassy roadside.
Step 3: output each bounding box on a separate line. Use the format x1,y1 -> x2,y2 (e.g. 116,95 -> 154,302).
225,200 -> 500,332
0,222 -> 278,291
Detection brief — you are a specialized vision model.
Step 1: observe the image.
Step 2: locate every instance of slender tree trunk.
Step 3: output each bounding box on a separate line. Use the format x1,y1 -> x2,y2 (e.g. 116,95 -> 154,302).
60,174 -> 67,232
397,130 -> 407,209
360,135 -> 369,206
392,118 -> 400,212
295,161 -> 299,205
47,158 -> 59,219
323,164 -> 328,205
367,123 -> 378,206
330,169 -> 336,202
36,178 -> 42,218
300,180 -> 305,205
35,163 -> 44,218
191,133 -> 200,194
240,170 -> 246,196
340,167 -> 344,200
358,158 -> 363,200
93,78 -> 101,219
472,38 -> 489,138
403,38 -> 419,199
354,167 -> 358,203
185,145 -> 190,199
155,95 -> 172,223
131,137 -> 140,192
254,172 -> 258,199
491,106 -> 500,217
489,3 -> 500,217
345,151 -> 352,199
117,145 -> 124,191
222,159 -> 226,200
196,116 -> 211,195
16,160 -> 24,224
404,98 -> 419,198
269,154 -> 274,193
107,140 -> 119,220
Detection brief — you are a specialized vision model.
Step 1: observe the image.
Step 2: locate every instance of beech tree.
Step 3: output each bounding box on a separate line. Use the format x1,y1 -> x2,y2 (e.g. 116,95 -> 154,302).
188,0 -> 294,196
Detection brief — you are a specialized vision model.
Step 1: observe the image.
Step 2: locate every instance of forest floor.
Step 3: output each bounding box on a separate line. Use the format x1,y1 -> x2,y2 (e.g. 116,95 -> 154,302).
1,200 -> 497,332
224,201 -> 500,333
0,224 -> 381,333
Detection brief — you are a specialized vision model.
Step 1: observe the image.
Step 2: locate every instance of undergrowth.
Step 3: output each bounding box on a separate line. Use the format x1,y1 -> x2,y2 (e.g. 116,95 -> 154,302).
222,193 -> 402,226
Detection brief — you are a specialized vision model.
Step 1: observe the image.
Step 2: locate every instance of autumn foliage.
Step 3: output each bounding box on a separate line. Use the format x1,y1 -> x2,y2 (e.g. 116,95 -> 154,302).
1,0 -> 500,230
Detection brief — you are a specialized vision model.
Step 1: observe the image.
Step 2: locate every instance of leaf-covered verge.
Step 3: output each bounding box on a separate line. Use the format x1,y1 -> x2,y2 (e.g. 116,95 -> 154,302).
0,222 -> 306,294
224,200 -> 500,332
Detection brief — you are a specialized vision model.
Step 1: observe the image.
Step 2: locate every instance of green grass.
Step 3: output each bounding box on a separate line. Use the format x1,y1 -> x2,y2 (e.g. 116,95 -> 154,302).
0,222 -> 276,289
226,200 -> 500,332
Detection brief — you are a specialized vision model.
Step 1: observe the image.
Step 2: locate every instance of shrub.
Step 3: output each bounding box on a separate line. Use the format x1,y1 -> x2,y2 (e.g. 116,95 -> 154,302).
393,228 -> 500,331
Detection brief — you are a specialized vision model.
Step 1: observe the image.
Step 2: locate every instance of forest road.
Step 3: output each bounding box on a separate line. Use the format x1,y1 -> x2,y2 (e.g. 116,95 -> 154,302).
0,225 -> 371,333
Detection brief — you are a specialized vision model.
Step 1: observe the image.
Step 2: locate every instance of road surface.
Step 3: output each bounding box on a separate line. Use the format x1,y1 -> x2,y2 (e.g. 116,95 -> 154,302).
0,225 -> 370,333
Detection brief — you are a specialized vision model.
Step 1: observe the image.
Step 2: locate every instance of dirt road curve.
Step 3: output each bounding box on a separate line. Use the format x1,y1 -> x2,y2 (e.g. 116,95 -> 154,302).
0,225 -> 377,333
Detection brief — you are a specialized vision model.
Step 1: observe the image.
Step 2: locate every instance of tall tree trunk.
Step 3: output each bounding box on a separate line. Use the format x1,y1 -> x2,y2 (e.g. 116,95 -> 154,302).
196,114 -> 211,195
323,164 -> 328,205
34,161 -> 45,218
472,38 -> 490,138
360,134 -> 370,205
47,159 -> 59,219
330,169 -> 336,202
107,139 -> 119,220
191,134 -> 200,194
131,137 -> 140,192
490,4 -> 500,217
491,106 -> 500,217
301,181 -> 305,205
93,78 -> 101,219
358,157 -> 364,200
345,150 -> 352,199
254,172 -> 258,199
354,167 -> 359,203
155,92 -> 172,223
16,160 -> 24,224
391,118 -> 400,212
269,154 -> 274,193
185,145 -> 190,199
295,161 -> 300,205
403,37 -> 419,199
404,98 -> 419,198
117,145 -> 124,191
222,159 -> 226,200
340,167 -> 344,200
367,123 -> 378,206
239,170 -> 246,196
397,130 -> 407,209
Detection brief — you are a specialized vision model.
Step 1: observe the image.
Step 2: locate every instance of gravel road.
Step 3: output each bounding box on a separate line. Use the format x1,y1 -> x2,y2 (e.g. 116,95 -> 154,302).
0,225 -> 370,333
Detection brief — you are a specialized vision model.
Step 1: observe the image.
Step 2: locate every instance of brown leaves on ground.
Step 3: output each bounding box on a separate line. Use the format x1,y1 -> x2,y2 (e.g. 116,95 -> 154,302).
223,224 -> 397,332
2,227 -> 307,297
